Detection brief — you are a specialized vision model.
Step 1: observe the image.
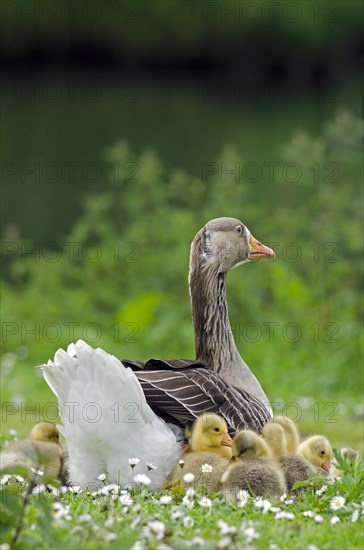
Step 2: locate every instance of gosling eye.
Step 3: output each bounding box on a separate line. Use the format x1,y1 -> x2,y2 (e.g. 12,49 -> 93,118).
213,427 -> 220,433
320,450 -> 325,456
235,225 -> 243,235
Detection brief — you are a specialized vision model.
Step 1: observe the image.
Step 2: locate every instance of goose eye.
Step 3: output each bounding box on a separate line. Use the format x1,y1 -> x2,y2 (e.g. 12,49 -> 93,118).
235,226 -> 243,235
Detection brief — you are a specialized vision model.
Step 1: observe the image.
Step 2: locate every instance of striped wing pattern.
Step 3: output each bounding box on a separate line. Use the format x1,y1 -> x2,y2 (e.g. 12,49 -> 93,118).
125,359 -> 271,434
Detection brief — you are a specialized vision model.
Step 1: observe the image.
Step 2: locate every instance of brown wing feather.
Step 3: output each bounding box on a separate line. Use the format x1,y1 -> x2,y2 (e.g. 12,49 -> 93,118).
134,366 -> 270,435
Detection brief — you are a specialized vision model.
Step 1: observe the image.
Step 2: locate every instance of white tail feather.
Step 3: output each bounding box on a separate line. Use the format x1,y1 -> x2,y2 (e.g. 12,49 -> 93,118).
42,340 -> 181,489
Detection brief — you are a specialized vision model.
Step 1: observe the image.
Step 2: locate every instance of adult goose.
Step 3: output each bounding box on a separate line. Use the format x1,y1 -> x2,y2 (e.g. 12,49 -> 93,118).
42,217 -> 274,488
125,217 -> 274,432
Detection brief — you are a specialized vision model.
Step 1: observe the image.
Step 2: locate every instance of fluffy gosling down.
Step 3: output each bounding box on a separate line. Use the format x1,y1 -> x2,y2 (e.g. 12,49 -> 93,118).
262,422 -> 288,458
221,430 -> 287,502
271,415 -> 300,454
262,421 -> 312,491
170,413 -> 232,491
297,435 -> 332,477
0,422 -> 65,482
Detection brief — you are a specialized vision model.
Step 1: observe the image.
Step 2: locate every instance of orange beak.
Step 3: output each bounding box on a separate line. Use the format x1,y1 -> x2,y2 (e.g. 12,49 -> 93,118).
221,433 -> 233,447
322,458 -> 331,473
248,235 -> 275,260
248,234 -> 275,260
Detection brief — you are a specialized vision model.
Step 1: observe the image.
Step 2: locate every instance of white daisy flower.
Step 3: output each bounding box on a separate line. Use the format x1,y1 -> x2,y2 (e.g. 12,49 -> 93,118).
146,462 -> 157,471
15,475 -> 24,483
236,489 -> 250,503
275,511 -> 294,520
279,493 -> 294,504
32,484 -> 46,494
105,533 -> 117,542
330,496 -> 345,510
244,526 -> 259,542
217,537 -> 231,548
52,502 -> 70,520
217,519 -> 237,535
171,510 -> 183,520
236,500 -> 247,508
30,467 -> 44,476
179,459 -> 185,466
303,511 -> 314,518
314,514 -> 323,523
148,520 -> 165,540
97,473 -> 106,481
183,516 -> 195,527
190,536 -> 205,546
48,485 -> 60,497
186,487 -> 195,498
8,429 -> 17,436
128,457 -> 140,466
315,484 -> 327,496
199,497 -> 212,508
79,514 -> 92,523
134,474 -> 151,486
351,510 -> 359,522
330,516 -> 340,525
105,517 -> 114,528
160,495 -> 172,505
183,472 -> 195,483
182,496 -> 194,509
0,475 -> 12,485
201,463 -> 213,473
255,498 -> 272,513
106,483 -> 120,494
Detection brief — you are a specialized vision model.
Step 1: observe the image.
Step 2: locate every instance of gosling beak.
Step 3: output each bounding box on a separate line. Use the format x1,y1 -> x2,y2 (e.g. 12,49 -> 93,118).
248,234 -> 275,260
221,433 -> 233,447
321,458 -> 331,473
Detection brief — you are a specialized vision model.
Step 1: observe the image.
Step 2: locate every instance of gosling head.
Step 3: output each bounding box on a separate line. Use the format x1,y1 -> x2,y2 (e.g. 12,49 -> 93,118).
30,422 -> 60,445
190,413 -> 233,458
299,435 -> 332,473
233,430 -> 271,460
190,217 -> 274,275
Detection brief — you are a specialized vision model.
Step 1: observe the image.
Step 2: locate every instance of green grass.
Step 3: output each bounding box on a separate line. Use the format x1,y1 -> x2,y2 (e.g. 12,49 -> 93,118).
1,447 -> 363,550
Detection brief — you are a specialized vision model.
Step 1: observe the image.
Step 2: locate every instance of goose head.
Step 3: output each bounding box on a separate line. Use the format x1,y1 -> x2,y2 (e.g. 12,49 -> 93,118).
232,429 -> 271,460
30,422 -> 60,445
189,413 -> 233,459
298,435 -> 332,474
188,217 -> 274,405
190,217 -> 274,275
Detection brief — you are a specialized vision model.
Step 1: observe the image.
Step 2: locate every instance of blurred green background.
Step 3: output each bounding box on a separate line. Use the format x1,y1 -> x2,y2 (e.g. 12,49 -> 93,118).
1,1 -> 362,449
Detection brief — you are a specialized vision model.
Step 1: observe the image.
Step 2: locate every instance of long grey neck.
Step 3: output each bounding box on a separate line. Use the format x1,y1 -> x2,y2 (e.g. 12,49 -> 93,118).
189,266 -> 269,407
